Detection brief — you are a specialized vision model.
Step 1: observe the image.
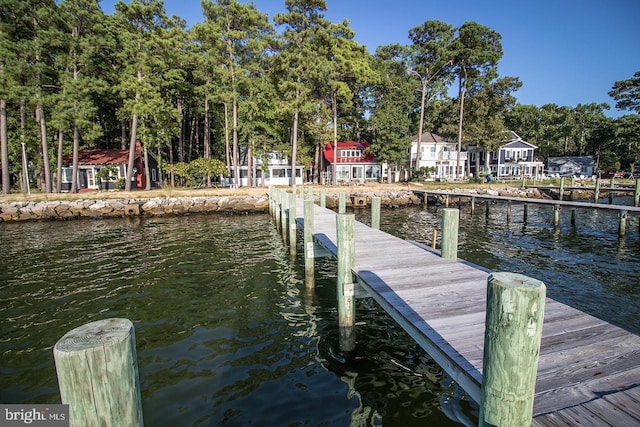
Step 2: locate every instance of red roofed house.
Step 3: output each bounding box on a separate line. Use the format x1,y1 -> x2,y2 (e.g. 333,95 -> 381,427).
61,142 -> 159,191
322,141 -> 381,184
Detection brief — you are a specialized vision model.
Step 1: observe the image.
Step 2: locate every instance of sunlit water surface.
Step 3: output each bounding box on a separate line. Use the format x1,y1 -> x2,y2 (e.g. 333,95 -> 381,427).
1,199 -> 638,426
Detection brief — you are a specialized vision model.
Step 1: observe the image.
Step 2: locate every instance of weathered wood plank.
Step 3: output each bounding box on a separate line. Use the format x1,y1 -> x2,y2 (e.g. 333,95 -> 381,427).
293,199 -> 640,425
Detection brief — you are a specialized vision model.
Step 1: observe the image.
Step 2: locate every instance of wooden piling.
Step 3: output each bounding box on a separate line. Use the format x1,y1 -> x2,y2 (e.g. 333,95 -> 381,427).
479,272 -> 546,427
431,229 -> 437,249
485,200 -> 490,218
559,178 -> 564,201
281,193 -> 288,242
307,186 -> 314,202
571,208 -> 576,226
523,204 -> 528,223
441,208 -> 459,261
320,188 -> 326,208
371,196 -> 381,230
274,190 -> 282,232
553,204 -> 560,227
336,213 -> 356,353
303,199 -> 315,289
635,179 -> 639,207
445,194 -> 449,208
506,200 -> 511,222
619,210 -> 627,237
288,193 -> 297,257
470,196 -> 476,216
594,177 -> 601,203
53,318 -> 143,427
338,192 -> 347,214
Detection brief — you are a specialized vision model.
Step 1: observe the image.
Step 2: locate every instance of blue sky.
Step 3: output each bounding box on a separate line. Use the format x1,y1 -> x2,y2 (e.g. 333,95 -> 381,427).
101,0 -> 640,118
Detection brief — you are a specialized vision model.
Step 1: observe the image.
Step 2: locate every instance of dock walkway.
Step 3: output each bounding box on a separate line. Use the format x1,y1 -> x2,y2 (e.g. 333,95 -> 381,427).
294,198 -> 640,426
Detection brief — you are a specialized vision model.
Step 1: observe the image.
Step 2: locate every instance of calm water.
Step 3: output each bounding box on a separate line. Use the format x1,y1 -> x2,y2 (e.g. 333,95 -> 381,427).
1,199 -> 638,426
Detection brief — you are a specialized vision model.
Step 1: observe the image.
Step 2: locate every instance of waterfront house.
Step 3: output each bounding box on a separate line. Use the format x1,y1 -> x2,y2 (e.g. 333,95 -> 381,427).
408,132 -> 467,180
468,132 -> 544,179
61,142 -> 159,191
322,140 -> 381,184
547,156 -> 595,178
230,151 -> 304,187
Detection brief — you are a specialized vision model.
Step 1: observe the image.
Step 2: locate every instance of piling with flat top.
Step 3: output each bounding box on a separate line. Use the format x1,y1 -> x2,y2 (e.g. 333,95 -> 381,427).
559,178 -> 565,201
336,213 -> 356,353
288,193 -> 297,256
320,188 -> 326,208
553,204 -> 560,226
470,196 -> 476,216
571,208 -> 576,226
594,177 -> 601,203
371,196 -> 381,230
441,208 -> 459,261
634,179 -> 639,207
53,318 -> 143,427
523,204 -> 529,223
479,272 -> 546,427
431,229 -> 438,249
303,199 -> 315,289
506,200 -> 511,222
338,192 -> 347,214
619,210 -> 627,237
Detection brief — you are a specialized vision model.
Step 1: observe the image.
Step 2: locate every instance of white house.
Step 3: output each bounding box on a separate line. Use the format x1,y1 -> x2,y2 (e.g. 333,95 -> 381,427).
408,132 -> 467,179
547,156 -> 595,178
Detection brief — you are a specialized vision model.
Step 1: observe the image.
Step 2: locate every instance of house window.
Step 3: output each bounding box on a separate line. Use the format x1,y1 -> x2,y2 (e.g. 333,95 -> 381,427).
272,168 -> 286,178
365,165 -> 380,179
336,165 -> 350,180
61,168 -> 72,183
87,169 -> 95,187
352,166 -> 363,179
429,146 -> 436,159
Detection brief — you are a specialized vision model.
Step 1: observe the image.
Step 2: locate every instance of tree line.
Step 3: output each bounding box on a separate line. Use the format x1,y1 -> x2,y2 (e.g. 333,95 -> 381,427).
1,0 -> 638,194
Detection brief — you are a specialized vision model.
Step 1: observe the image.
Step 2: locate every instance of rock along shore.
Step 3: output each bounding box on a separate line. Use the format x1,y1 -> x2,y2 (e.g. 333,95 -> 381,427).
0,186 -> 595,223
0,190 -> 424,223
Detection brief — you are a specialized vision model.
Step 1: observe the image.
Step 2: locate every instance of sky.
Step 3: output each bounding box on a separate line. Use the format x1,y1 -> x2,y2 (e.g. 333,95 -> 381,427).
101,0 -> 640,118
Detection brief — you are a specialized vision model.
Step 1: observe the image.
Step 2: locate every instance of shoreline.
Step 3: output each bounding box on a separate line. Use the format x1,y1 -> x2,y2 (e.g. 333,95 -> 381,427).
0,184 -> 595,223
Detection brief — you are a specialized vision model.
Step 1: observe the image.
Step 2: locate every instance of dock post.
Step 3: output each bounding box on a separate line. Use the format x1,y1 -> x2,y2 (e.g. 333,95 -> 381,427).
445,194 -> 449,208
594,177 -> 601,203
320,188 -> 326,208
53,318 -> 144,427
281,193 -> 289,242
485,200 -> 490,218
289,193 -> 297,257
268,185 -> 274,216
338,192 -> 347,214
609,178 -> 615,204
523,204 -> 528,223
506,200 -> 511,222
307,186 -> 314,202
371,196 -> 381,230
619,210 -> 627,237
423,191 -> 428,208
336,213 -> 356,353
470,196 -> 475,216
553,204 -> 560,227
479,272 -> 546,427
571,208 -> 576,226
431,229 -> 438,249
274,190 -> 282,233
441,208 -> 459,261
559,178 -> 564,201
303,199 -> 315,289
634,179 -> 640,207
571,175 -> 575,187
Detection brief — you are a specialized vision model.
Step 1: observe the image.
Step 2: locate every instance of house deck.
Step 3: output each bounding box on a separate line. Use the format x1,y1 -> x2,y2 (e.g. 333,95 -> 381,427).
293,198 -> 640,425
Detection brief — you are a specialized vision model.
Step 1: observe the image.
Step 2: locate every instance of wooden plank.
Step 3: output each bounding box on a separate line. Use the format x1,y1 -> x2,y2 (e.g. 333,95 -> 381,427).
292,199 -> 640,425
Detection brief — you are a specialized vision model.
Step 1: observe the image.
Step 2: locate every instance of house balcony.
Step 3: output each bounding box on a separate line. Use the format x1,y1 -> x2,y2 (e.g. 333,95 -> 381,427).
332,155 -> 376,164
417,152 -> 467,162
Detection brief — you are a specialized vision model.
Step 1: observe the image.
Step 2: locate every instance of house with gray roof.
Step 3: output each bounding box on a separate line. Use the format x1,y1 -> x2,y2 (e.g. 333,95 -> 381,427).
547,156 -> 595,178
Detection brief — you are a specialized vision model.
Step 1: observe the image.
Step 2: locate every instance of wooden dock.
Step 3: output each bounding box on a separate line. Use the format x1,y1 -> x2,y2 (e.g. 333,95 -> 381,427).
293,197 -> 640,426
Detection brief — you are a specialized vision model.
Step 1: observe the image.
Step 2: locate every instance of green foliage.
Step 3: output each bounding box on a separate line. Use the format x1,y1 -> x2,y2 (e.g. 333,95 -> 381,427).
608,71 -> 640,114
163,158 -> 227,186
